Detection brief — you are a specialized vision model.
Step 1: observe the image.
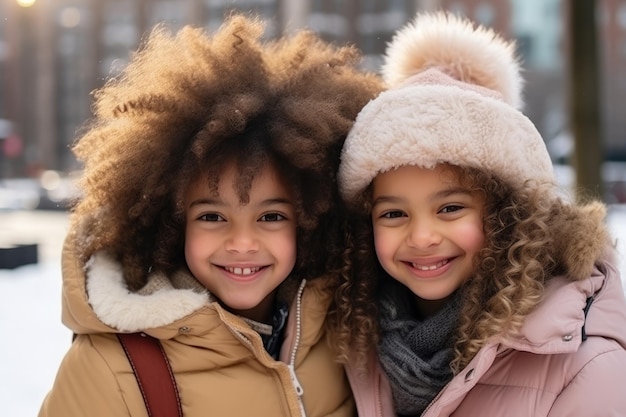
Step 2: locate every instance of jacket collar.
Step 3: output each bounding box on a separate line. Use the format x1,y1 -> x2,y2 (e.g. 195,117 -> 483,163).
498,252 -> 626,354
85,251 -> 210,332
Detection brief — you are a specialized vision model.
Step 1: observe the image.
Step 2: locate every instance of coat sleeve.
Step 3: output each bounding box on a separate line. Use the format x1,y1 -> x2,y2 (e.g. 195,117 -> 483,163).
38,334 -> 139,417
549,341 -> 626,417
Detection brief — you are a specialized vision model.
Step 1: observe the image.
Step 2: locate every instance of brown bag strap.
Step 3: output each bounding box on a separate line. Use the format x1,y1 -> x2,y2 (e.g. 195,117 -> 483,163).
117,332 -> 183,417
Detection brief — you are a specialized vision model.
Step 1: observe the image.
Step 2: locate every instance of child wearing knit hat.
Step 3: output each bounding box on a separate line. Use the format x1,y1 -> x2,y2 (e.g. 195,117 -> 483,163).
329,11 -> 626,417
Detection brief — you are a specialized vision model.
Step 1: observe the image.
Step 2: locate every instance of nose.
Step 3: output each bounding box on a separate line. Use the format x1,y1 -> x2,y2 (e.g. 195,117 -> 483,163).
224,224 -> 260,253
405,218 -> 442,249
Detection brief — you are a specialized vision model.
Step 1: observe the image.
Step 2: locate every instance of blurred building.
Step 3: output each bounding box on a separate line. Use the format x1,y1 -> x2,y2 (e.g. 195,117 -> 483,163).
0,0 -> 624,178
599,0 -> 626,161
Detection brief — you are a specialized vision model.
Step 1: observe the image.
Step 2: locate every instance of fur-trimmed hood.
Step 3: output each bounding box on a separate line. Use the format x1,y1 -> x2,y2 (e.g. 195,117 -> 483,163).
552,201 -> 611,282
84,253 -> 209,332
60,238 -> 210,334
514,245 -> 626,351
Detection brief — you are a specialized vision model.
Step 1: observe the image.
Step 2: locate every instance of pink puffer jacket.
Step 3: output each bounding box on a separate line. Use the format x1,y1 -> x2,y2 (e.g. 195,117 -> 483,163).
348,254 -> 626,417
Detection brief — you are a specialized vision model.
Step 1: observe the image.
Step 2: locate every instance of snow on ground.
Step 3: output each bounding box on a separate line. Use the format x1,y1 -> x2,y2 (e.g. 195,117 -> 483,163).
1,207 -> 625,417
0,261 -> 69,417
0,210 -> 70,417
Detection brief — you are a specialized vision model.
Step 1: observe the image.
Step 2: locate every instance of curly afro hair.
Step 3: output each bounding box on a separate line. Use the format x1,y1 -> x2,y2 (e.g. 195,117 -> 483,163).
68,14 -> 383,290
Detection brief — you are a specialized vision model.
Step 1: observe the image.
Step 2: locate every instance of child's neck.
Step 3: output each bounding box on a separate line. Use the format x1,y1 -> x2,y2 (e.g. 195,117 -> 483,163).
226,292 -> 277,324
413,296 -> 451,319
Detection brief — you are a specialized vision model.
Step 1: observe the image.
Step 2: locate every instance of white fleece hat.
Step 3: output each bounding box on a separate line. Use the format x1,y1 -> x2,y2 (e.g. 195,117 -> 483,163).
338,12 -> 555,203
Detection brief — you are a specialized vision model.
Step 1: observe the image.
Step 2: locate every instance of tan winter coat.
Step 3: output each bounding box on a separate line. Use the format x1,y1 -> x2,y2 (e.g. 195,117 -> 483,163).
39,240 -> 354,417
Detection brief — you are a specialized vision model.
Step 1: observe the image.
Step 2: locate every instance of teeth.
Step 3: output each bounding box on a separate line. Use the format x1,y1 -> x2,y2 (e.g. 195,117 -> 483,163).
412,259 -> 448,271
225,266 -> 261,275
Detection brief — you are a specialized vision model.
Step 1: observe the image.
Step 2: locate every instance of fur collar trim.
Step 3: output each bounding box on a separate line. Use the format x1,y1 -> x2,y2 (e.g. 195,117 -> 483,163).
85,252 -> 209,332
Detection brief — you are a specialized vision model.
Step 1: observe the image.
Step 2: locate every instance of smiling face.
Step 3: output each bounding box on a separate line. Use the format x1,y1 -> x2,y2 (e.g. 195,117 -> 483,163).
371,164 -> 485,316
184,162 -> 297,323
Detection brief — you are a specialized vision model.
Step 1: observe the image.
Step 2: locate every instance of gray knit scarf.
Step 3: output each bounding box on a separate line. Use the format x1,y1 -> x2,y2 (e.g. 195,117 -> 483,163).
378,282 -> 462,417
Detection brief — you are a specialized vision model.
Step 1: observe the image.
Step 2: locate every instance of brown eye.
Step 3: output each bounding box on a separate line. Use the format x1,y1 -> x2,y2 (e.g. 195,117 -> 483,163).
381,211 -> 405,219
199,213 -> 224,221
259,212 -> 286,222
439,205 -> 463,214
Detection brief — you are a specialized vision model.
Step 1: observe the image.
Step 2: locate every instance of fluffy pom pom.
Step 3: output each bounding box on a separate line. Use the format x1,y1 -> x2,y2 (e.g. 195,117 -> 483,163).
382,11 -> 523,108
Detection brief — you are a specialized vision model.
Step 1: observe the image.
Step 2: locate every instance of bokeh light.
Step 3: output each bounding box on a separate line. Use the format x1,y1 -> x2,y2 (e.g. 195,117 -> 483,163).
17,0 -> 37,7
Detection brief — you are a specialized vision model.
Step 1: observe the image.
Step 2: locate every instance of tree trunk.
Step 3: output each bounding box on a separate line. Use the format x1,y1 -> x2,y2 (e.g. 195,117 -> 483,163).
568,0 -> 604,202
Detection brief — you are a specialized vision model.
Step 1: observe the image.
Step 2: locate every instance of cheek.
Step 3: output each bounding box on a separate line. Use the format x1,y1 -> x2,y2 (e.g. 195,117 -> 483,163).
184,233 -> 199,265
456,222 -> 485,254
285,239 -> 298,268
276,228 -> 297,267
184,227 -> 207,266
373,227 -> 396,266
291,231 -> 298,261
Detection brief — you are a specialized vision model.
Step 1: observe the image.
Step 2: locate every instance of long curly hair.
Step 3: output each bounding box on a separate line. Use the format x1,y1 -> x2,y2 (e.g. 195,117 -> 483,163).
68,14 -> 382,291
328,165 -> 609,372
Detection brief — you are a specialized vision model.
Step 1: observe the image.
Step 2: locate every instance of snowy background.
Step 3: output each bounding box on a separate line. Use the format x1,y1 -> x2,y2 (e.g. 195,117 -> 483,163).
1,207 -> 625,417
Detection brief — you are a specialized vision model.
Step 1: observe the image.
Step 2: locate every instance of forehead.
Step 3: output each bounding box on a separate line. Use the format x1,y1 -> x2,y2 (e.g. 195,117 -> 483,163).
373,164 -> 460,190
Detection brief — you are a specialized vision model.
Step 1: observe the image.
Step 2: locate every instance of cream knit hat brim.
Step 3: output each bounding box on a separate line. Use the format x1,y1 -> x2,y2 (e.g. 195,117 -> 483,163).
338,12 -> 555,203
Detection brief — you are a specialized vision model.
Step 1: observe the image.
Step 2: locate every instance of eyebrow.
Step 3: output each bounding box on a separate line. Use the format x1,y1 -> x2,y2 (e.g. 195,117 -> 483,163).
372,187 -> 473,206
372,195 -> 403,206
434,187 -> 473,199
188,197 -> 294,208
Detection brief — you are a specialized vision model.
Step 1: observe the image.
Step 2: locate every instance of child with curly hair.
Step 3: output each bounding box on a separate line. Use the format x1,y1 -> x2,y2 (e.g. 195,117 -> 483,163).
330,12 -> 626,417
39,14 -> 382,417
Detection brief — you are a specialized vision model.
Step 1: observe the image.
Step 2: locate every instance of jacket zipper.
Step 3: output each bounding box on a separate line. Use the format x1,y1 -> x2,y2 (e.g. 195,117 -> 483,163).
288,279 -> 307,417
375,369 -> 383,417
422,344 -> 498,416
421,380 -> 450,416
218,279 -> 308,416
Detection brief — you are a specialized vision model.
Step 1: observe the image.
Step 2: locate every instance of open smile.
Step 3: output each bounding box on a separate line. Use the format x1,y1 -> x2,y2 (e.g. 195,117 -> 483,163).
403,257 -> 455,278
217,264 -> 269,281
223,266 -> 263,276
411,258 -> 449,271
